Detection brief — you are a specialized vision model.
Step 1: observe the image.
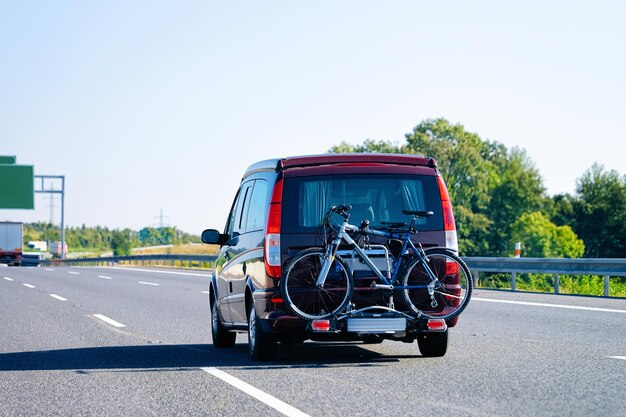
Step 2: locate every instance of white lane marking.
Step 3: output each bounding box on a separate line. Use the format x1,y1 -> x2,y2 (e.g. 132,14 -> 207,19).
45,268 -> 54,271
202,367 -> 310,417
138,281 -> 160,286
608,356 -> 626,361
473,297 -> 626,314
93,314 -> 126,328
68,271 -> 80,275
3,277 -> 13,281
201,291 -> 210,294
23,283 -> 35,288
111,267 -> 210,277
49,294 -> 68,301
97,275 -> 113,280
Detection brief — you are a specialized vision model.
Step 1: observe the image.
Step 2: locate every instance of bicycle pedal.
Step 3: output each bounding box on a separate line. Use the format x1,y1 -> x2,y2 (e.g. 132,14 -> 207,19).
371,283 -> 393,290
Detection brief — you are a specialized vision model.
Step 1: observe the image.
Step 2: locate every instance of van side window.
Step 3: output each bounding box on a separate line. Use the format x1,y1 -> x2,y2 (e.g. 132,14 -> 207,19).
245,180 -> 269,232
236,183 -> 253,234
226,182 -> 253,237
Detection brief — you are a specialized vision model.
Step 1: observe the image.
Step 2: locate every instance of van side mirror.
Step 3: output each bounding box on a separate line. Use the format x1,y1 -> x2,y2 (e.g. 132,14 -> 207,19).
201,229 -> 226,245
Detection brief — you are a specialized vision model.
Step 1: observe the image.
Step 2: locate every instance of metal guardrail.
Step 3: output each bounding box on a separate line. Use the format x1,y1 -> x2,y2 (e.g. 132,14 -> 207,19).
463,257 -> 626,297
40,254 -> 217,269
30,254 -> 626,298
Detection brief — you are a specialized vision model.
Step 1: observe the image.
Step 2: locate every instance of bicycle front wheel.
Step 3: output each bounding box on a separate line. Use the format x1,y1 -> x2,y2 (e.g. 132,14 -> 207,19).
281,247 -> 353,320
400,248 -> 472,320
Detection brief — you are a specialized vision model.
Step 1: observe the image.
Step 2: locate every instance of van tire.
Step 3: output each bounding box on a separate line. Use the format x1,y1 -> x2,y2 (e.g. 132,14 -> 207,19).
417,330 -> 448,357
248,302 -> 277,361
211,296 -> 236,348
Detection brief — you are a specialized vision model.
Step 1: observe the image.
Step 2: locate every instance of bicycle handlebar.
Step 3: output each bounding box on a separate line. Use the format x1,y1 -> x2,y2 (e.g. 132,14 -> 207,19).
325,206 -> 432,236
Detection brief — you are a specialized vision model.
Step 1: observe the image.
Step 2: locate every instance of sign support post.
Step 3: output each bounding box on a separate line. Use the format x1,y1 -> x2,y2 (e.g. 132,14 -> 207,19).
34,175 -> 66,260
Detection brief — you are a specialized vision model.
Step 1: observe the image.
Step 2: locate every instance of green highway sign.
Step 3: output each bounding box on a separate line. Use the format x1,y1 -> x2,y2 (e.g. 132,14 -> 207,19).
0,155 -> 17,165
0,165 -> 34,209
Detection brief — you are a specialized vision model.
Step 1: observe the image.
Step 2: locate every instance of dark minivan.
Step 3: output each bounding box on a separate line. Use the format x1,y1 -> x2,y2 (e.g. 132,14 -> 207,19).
202,154 -> 460,360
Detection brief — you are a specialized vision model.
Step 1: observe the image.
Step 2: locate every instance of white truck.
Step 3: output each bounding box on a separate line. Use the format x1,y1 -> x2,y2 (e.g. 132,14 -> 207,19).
0,222 -> 23,266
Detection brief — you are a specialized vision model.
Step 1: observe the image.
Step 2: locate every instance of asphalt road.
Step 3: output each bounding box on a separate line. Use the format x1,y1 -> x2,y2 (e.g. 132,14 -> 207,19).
1,265 -> 624,417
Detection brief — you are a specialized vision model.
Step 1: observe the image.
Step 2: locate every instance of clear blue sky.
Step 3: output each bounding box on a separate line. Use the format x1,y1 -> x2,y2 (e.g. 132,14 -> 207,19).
2,1 -> 625,234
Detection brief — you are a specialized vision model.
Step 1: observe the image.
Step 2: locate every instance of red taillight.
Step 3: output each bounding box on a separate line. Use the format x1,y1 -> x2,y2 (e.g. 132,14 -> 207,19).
441,199 -> 456,231
437,175 -> 458,252
446,260 -> 459,275
311,320 -> 331,332
437,175 -> 456,231
427,319 -> 447,331
265,176 -> 283,278
270,175 -> 283,204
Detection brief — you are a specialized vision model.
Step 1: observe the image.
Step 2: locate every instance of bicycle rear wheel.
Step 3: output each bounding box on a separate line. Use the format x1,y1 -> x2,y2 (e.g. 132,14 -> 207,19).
400,248 -> 472,320
281,247 -> 353,320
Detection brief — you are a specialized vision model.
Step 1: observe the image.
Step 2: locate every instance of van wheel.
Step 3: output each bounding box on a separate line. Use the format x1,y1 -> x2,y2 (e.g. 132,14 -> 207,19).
417,330 -> 448,357
211,297 -> 236,348
248,302 -> 276,361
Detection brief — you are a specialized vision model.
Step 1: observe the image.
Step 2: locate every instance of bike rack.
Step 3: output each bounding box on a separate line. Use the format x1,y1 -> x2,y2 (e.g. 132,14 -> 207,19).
335,305 -> 416,321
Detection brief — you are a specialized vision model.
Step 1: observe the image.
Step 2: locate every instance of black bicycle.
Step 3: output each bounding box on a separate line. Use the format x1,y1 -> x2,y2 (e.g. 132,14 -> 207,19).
280,205 -> 473,321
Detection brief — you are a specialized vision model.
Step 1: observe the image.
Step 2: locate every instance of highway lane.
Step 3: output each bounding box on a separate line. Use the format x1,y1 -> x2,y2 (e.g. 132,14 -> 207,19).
0,266 -> 624,417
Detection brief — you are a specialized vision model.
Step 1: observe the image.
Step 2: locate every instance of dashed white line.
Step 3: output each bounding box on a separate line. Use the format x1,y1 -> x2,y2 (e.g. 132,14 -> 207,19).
97,275 -> 113,280
23,283 -> 35,289
45,268 -> 54,272
201,291 -> 210,294
138,281 -> 160,286
202,367 -> 310,417
608,356 -> 626,361
49,294 -> 68,301
68,271 -> 80,275
473,297 -> 626,314
3,277 -> 13,281
93,314 -> 126,328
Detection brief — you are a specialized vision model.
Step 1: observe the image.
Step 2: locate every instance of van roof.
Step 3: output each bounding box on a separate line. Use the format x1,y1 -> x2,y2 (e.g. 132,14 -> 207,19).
244,153 -> 437,176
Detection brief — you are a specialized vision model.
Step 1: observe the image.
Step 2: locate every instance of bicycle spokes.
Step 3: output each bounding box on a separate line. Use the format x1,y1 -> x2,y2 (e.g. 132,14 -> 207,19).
401,249 -> 472,320
282,249 -> 353,320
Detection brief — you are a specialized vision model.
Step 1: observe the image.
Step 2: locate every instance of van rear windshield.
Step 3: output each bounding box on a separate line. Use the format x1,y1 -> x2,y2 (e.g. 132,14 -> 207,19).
282,174 -> 443,232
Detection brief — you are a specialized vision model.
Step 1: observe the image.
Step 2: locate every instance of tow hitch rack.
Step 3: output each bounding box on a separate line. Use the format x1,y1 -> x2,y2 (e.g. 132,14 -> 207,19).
308,306 -> 447,335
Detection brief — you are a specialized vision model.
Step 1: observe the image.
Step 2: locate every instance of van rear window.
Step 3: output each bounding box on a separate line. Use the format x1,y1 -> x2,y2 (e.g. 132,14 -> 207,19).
282,174 -> 443,232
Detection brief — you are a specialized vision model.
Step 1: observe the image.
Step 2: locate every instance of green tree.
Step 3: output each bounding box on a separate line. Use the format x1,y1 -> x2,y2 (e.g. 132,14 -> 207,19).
404,118 -> 494,211
549,193 -> 577,226
454,206 -> 492,256
140,227 -> 162,246
510,211 -> 584,258
572,164 -> 626,257
41,225 -> 60,242
110,230 -> 132,256
487,147 -> 547,255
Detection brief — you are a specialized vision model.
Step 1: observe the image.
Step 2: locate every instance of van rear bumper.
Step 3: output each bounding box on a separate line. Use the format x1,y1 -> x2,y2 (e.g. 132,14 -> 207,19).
252,289 -> 458,338
257,308 -> 457,344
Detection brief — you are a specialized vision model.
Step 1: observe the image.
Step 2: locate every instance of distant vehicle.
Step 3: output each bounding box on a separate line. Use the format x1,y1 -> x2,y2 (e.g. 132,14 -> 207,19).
21,252 -> 43,267
48,241 -> 68,257
27,240 -> 48,251
202,154 -> 466,360
0,222 -> 23,266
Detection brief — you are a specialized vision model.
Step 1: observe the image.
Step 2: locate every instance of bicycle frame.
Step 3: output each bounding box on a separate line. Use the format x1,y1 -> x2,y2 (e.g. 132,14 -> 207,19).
315,215 -> 439,295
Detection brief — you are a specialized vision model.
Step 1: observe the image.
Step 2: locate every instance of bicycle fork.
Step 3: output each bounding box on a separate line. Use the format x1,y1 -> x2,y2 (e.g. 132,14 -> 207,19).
315,241 -> 340,288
